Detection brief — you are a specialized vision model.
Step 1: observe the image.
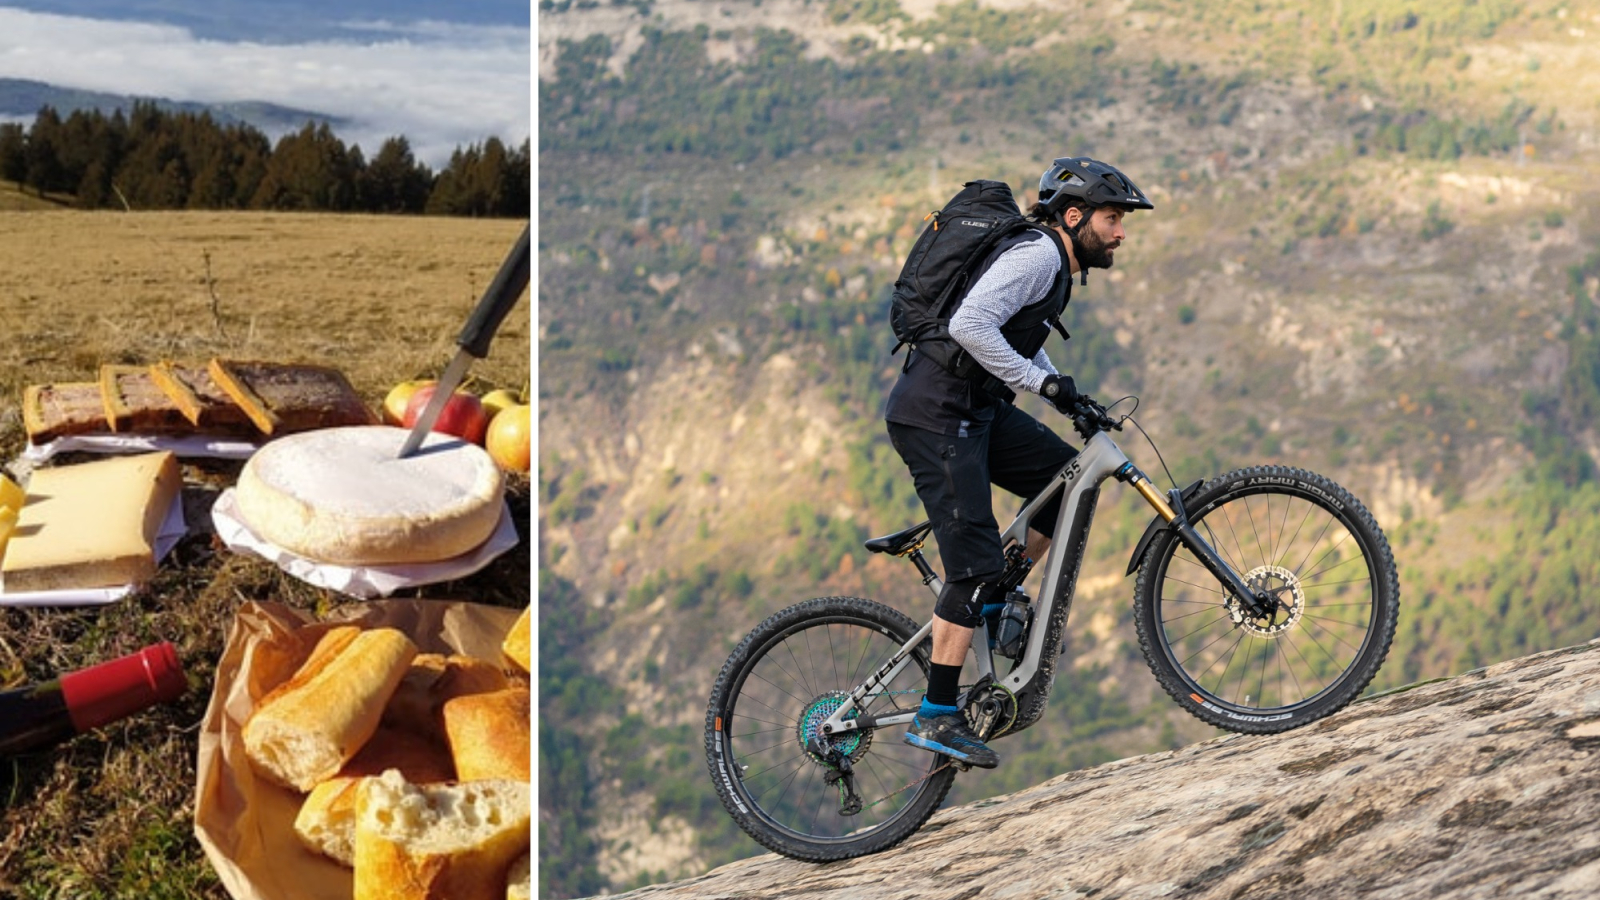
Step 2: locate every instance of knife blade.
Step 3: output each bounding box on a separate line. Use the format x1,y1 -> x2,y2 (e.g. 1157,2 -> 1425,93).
398,224 -> 531,458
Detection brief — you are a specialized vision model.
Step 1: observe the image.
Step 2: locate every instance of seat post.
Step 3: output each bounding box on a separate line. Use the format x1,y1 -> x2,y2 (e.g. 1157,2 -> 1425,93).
906,548 -> 937,586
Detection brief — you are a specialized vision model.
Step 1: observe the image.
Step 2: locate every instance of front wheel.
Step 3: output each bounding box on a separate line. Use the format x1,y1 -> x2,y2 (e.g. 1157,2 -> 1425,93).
1134,466 -> 1398,733
705,596 -> 955,861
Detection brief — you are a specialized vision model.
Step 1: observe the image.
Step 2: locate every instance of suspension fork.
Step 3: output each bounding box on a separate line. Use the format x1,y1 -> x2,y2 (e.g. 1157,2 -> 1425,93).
1118,463 -> 1273,619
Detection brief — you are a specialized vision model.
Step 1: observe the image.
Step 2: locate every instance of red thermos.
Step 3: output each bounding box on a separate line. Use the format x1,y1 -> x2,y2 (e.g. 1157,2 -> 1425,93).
0,642 -> 187,754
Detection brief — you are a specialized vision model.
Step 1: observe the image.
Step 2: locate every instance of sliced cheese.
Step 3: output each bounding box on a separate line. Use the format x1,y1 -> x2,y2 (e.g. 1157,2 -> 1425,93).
0,473 -> 24,512
0,452 -> 181,592
234,426 -> 503,566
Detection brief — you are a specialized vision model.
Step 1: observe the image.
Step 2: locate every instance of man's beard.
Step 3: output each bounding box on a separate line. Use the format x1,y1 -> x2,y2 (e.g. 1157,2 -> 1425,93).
1075,223 -> 1119,269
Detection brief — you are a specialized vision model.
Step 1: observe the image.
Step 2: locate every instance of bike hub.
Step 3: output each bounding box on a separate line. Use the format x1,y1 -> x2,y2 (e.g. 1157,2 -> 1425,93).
797,691 -> 871,765
1227,565 -> 1305,636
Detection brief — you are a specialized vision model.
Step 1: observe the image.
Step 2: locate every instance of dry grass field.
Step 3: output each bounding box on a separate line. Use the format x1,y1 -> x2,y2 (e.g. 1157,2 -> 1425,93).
0,204 -> 530,899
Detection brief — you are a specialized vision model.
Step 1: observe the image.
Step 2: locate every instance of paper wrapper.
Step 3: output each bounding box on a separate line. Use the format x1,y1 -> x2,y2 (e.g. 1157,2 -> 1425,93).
0,487 -> 188,607
23,433 -> 260,464
211,489 -> 521,599
193,599 -> 524,900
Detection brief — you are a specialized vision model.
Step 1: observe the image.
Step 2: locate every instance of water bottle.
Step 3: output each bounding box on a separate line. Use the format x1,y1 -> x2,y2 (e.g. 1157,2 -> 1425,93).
989,590 -> 1033,659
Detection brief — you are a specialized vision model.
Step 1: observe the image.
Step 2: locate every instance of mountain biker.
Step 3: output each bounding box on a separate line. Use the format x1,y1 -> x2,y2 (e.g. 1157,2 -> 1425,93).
885,156 -> 1153,768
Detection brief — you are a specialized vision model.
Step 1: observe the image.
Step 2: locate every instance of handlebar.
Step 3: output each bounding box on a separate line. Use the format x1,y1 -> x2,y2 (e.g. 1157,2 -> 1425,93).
1069,395 -> 1121,441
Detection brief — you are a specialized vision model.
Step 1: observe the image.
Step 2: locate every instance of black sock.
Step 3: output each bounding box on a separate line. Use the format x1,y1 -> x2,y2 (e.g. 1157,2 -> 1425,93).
926,662 -> 963,709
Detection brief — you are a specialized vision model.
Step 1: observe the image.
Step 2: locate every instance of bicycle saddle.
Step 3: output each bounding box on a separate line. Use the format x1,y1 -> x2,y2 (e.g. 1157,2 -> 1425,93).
864,521 -> 933,556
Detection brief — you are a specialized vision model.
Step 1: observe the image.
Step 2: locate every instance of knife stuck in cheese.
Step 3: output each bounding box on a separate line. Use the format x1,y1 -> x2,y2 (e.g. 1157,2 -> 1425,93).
0,451 -> 182,593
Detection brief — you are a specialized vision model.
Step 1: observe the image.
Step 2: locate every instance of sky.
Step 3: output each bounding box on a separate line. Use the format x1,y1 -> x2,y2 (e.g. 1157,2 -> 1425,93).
0,1 -> 530,168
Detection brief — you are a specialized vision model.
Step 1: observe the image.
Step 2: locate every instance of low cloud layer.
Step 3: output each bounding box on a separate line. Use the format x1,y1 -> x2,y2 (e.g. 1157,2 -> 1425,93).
0,7 -> 529,167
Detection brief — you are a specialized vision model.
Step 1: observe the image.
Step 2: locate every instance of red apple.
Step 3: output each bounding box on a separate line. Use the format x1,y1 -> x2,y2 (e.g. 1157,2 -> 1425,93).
403,386 -> 489,445
382,379 -> 435,425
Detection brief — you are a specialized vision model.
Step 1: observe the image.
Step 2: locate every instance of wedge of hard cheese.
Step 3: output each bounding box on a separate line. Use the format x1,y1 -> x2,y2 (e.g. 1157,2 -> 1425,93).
0,451 -> 181,592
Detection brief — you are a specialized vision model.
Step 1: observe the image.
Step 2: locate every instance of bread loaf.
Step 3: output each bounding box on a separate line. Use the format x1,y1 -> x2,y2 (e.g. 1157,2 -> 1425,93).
443,688 -> 530,783
382,653 -> 510,737
502,607 -> 530,673
243,627 -> 418,792
352,770 -> 530,900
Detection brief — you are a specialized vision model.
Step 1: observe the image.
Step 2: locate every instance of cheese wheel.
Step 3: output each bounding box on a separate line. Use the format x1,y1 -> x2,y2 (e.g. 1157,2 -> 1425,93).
235,426 -> 503,566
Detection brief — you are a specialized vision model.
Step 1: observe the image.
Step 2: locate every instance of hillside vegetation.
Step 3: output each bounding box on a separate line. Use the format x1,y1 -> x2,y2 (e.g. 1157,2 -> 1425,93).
535,0 -> 1600,896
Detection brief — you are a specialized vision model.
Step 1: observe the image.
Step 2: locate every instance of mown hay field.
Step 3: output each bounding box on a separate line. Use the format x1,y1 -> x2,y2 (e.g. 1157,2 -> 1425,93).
0,201 -> 531,898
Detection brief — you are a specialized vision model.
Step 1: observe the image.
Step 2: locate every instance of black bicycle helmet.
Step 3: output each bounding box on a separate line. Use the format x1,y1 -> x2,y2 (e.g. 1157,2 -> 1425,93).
1038,157 -> 1154,215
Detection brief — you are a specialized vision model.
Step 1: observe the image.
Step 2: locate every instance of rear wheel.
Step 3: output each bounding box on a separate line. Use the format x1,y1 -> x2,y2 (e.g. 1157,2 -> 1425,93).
1134,466 -> 1398,733
705,596 -> 955,861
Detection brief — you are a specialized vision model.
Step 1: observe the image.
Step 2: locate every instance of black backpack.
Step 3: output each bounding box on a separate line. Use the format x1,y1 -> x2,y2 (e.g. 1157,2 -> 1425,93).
888,180 -> 1064,379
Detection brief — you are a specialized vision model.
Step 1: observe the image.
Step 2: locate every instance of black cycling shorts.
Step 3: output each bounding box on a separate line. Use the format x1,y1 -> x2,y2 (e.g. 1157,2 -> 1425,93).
887,403 -> 1078,591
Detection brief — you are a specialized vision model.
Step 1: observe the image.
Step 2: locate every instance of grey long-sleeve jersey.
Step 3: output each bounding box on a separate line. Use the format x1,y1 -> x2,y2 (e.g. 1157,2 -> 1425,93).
947,234 -> 1062,395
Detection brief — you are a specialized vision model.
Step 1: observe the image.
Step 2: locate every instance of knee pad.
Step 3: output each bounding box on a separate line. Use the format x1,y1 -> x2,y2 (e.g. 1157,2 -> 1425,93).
935,579 -> 1003,628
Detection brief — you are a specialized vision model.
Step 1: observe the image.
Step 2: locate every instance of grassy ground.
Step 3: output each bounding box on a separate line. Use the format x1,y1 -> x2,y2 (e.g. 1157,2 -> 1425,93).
0,209 -> 530,898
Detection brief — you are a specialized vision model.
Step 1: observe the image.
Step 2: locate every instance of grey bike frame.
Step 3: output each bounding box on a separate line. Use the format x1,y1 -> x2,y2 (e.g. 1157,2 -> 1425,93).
820,430 -> 1133,737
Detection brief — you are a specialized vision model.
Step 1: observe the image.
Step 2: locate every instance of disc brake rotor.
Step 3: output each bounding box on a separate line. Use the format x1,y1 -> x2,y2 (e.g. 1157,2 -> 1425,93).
1228,564 -> 1306,637
797,691 -> 872,765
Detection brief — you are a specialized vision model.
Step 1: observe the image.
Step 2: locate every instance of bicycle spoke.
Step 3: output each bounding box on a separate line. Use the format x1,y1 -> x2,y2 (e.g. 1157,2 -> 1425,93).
1244,495 -> 1268,570
1171,611 -> 1234,646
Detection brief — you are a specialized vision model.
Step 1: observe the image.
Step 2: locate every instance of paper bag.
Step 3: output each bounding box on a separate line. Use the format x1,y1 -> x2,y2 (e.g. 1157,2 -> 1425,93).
193,599 -> 524,900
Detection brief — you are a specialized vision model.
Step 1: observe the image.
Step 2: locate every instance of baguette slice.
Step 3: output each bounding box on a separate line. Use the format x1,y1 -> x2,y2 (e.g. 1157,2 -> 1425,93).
501,607 -> 530,673
295,777 -> 364,866
353,771 -> 530,900
443,688 -> 530,783
99,364 -> 193,434
243,627 -> 418,792
22,382 -> 109,443
148,361 -> 256,432
207,358 -> 375,435
506,852 -> 530,900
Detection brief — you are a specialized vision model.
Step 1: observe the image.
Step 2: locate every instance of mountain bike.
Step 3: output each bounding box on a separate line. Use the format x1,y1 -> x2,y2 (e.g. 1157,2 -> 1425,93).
704,395 -> 1399,861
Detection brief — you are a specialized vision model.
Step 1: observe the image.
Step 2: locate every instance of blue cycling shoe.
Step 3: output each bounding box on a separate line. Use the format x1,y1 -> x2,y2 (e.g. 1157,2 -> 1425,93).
903,709 -> 1000,769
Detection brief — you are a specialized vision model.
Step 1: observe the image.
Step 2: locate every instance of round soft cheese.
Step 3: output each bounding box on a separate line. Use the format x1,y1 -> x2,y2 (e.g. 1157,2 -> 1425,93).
235,426 -> 504,566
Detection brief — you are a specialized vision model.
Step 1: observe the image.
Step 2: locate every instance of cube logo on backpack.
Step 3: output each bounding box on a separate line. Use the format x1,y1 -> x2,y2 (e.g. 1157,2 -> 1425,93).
888,180 -> 1066,383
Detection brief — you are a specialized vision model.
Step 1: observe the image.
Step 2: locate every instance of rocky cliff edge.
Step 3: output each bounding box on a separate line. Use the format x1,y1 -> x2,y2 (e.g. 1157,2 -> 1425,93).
602,639 -> 1600,899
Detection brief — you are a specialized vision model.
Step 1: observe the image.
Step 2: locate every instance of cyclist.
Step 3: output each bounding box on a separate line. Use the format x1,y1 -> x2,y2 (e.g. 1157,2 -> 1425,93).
885,156 -> 1153,768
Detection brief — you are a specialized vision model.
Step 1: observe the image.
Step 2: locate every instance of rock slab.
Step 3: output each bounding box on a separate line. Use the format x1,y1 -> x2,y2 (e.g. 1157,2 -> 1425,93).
601,640 -> 1600,899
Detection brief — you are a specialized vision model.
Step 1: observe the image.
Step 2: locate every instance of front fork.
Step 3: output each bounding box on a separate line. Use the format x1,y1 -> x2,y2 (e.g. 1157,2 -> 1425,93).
1119,464 -> 1275,619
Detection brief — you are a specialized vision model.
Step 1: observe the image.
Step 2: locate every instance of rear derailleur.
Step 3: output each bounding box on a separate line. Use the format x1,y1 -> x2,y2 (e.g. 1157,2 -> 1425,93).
806,736 -> 864,816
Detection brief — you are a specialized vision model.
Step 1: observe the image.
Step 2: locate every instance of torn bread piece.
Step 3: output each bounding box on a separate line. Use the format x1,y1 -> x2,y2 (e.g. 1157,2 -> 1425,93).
207,358 -> 376,435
